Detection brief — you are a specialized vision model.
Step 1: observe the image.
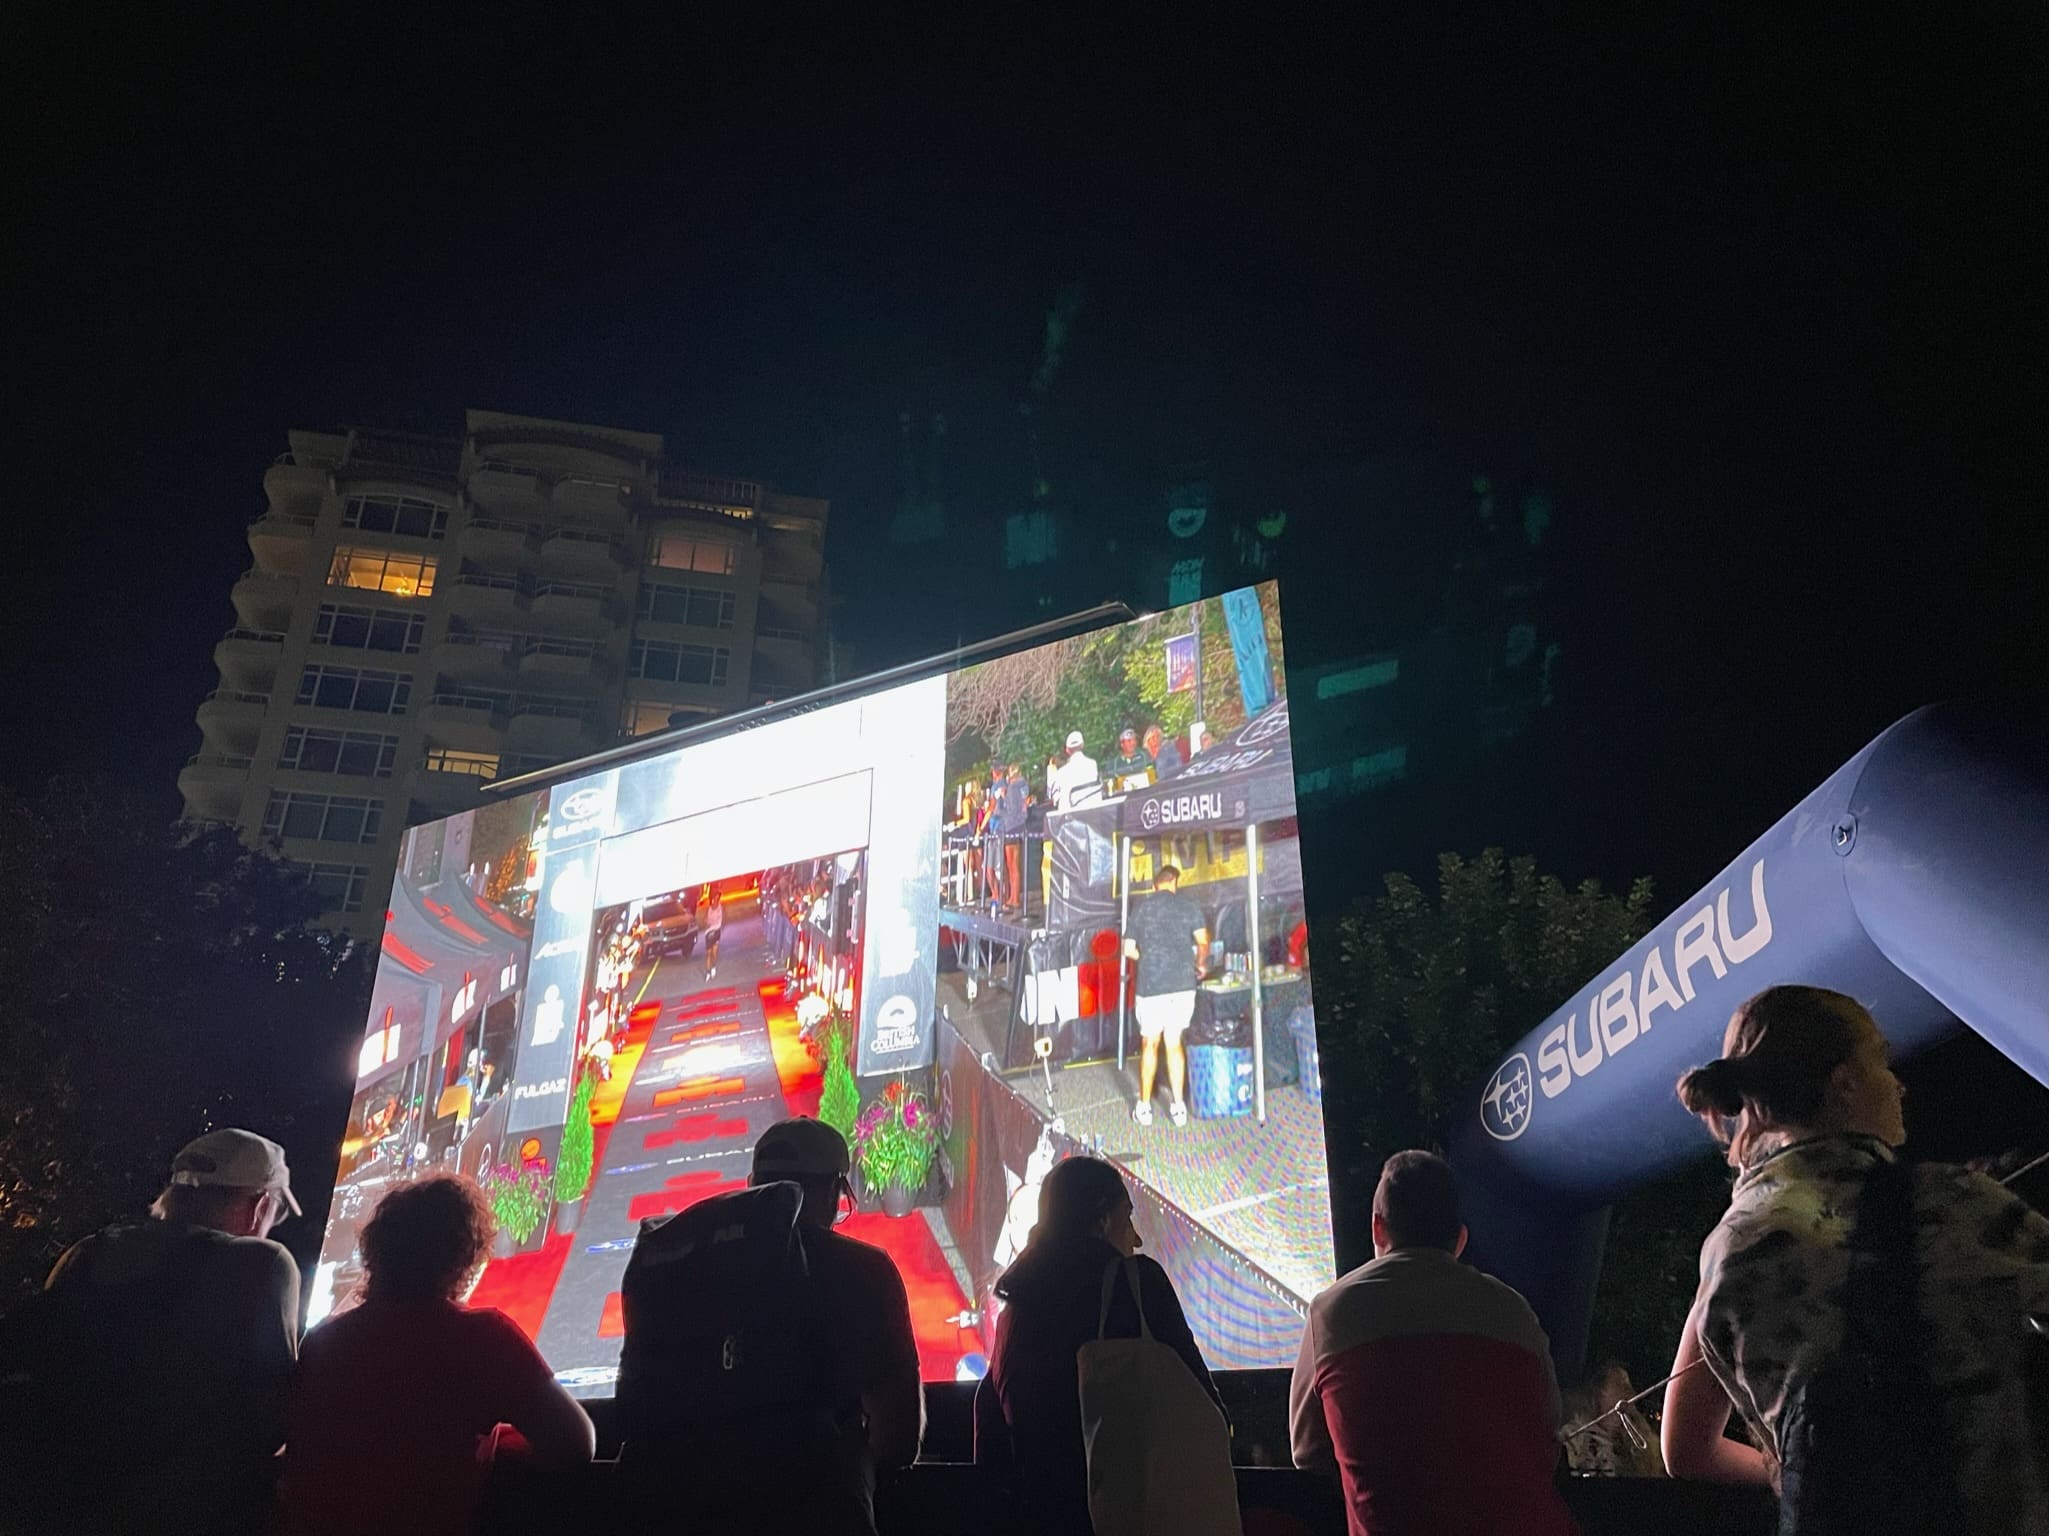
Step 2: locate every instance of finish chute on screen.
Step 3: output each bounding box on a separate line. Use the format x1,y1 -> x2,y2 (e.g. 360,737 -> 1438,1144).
312,583 -> 1334,1392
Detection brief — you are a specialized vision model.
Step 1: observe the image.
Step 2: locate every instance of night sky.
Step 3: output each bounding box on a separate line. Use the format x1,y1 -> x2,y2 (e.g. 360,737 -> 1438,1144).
8,7 -> 2043,917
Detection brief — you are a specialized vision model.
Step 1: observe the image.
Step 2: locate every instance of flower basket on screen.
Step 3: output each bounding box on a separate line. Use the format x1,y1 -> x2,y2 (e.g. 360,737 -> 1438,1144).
552,1074 -> 597,1238
481,1160 -> 552,1253
852,1076 -> 939,1217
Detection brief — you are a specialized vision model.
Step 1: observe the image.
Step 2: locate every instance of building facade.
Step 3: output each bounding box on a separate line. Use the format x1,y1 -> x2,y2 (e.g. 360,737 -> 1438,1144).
179,410 -> 830,936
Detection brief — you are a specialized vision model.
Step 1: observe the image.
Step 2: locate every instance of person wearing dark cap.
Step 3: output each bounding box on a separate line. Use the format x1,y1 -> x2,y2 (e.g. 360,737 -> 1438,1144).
753,1118 -> 925,1495
3,1129 -> 304,1535
619,1117 -> 923,1536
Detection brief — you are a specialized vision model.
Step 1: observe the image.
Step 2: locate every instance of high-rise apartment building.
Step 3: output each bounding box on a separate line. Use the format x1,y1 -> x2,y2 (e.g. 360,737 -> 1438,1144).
179,410 -> 830,936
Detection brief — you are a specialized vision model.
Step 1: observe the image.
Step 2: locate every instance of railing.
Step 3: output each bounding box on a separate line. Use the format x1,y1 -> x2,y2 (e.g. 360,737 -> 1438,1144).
248,508 -> 318,530
185,752 -> 255,769
201,688 -> 270,706
236,568 -> 301,587
511,698 -> 589,722
439,630 -> 522,654
474,459 -> 547,480
464,514 -> 543,538
522,637 -> 602,659
755,625 -> 809,643
221,627 -> 287,644
532,580 -> 608,602
658,471 -> 759,508
450,570 -> 528,594
270,452 -> 338,471
543,526 -> 623,554
427,690 -> 512,714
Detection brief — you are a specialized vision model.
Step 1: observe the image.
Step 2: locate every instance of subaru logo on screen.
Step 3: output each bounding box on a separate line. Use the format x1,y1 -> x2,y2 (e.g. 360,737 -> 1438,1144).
561,786 -> 606,823
1480,1052 -> 1534,1141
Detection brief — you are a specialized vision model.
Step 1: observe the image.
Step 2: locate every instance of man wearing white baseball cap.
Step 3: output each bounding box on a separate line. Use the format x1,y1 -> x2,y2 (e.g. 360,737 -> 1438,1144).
15,1128 -> 302,1534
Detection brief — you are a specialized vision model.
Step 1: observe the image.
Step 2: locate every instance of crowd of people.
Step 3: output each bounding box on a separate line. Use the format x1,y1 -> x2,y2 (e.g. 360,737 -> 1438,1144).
1,984 -> 2043,1535
951,722 -> 1219,916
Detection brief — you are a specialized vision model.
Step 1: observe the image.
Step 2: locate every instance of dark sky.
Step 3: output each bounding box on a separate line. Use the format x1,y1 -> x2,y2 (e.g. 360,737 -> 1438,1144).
7,6 -> 2044,912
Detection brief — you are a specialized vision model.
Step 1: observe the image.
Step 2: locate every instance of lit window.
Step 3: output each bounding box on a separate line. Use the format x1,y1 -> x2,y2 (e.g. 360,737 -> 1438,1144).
628,640 -> 729,687
637,581 -> 737,629
342,494 -> 449,540
646,532 -> 737,575
262,791 -> 385,845
423,748 -> 501,779
1003,511 -> 1058,569
296,665 -> 413,714
297,862 -> 370,913
278,728 -> 399,777
329,546 -> 437,598
620,700 -> 712,737
1349,746 -> 1409,788
1315,659 -> 1400,700
314,604 -> 426,654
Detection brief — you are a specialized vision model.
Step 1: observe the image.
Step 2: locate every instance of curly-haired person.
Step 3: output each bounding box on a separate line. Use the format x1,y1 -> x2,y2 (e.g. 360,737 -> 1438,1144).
280,1173 -> 593,1535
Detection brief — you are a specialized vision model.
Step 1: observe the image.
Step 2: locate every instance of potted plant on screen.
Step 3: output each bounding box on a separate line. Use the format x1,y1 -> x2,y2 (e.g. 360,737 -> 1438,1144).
817,1008 -> 860,1142
852,1077 -> 939,1218
552,1072 -> 597,1238
481,1160 -> 552,1257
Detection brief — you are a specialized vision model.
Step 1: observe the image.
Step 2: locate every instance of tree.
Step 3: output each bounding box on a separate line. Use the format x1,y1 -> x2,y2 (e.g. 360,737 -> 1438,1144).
1316,849 -> 1732,1383
0,779 -> 373,1301
1316,849 -> 1656,1162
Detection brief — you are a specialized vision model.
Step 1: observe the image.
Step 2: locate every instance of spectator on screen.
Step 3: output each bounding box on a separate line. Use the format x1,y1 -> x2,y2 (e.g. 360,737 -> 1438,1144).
1290,1150 -> 1572,1536
975,1156 -> 1223,1535
1662,986 -> 2049,1534
1124,864 -> 1209,1128
1106,726 -> 1155,791
0,1129 -> 302,1536
279,1174 -> 594,1536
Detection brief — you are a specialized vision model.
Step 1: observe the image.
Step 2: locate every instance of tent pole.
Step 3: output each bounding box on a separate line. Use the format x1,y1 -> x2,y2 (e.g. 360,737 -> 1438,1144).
1117,833 -> 1132,1074
1248,821 -> 1266,1123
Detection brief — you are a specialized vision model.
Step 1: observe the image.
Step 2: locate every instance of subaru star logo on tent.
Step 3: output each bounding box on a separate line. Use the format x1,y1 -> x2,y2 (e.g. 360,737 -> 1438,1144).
1480,1052 -> 1534,1141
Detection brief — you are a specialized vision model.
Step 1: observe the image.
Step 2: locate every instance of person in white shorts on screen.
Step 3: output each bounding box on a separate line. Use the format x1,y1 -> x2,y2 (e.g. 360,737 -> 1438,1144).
1123,863 -> 1210,1127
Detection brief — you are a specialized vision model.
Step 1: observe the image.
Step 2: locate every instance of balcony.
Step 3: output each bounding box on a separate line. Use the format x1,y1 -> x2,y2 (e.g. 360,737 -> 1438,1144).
550,474 -> 634,518
517,639 -> 609,688
231,569 -> 300,631
429,630 -> 519,681
247,508 -> 318,574
213,627 -> 286,690
445,570 -> 530,621
195,687 -> 268,750
459,514 -> 538,565
538,525 -> 626,576
177,752 -> 252,820
530,580 -> 615,630
419,692 -> 510,752
506,697 -> 593,755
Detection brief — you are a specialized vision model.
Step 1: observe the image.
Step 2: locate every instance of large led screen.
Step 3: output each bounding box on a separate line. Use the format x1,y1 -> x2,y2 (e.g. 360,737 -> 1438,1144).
313,583 -> 1334,1390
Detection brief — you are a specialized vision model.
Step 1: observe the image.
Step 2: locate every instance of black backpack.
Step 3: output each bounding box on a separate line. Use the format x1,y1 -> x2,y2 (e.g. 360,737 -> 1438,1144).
615,1180 -> 837,1462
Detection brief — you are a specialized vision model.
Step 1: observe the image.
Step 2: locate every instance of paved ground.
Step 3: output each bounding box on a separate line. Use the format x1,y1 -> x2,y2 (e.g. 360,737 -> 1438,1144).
939,973 -> 1335,1306
535,906 -> 791,1389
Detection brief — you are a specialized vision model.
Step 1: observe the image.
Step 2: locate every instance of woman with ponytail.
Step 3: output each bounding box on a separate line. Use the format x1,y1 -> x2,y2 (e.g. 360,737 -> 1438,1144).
1661,985 -> 2049,1534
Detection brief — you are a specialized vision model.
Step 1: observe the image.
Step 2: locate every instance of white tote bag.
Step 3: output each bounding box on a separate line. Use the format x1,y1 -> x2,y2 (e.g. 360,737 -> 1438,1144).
1077,1258 -> 1241,1536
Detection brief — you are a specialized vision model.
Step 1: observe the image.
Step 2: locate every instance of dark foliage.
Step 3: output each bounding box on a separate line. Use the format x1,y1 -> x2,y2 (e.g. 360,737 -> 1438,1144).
0,779 -> 372,1299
